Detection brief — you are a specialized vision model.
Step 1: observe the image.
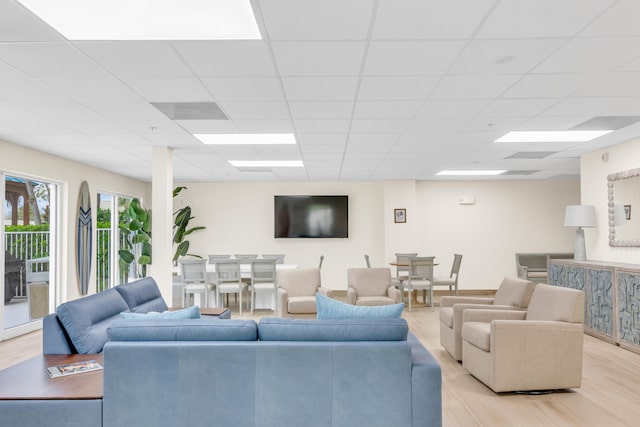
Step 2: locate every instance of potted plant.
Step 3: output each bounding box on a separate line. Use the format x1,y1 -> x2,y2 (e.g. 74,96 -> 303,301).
118,197 -> 151,282
173,186 -> 206,264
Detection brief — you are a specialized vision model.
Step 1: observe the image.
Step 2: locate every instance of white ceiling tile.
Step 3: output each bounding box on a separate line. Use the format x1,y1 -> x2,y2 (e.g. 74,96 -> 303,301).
271,41 -> 366,76
293,119 -> 349,133
350,119 -> 409,133
0,1 -> 64,42
417,99 -> 491,118
0,79 -> 69,102
297,133 -> 347,145
0,43 -> 109,78
542,97 -> 640,116
358,76 -> 440,101
476,0 -> 615,38
258,0 -> 373,40
175,120 -> 239,134
431,75 -> 522,99
479,99 -> 558,117
348,133 -> 399,146
0,61 -> 28,79
173,41 -> 276,77
232,119 -> 293,133
201,77 -> 284,101
220,101 -> 290,120
404,118 -> 467,133
517,116 -> 593,131
373,0 -> 494,39
581,0 -> 640,36
42,77 -> 143,102
501,73 -> 604,98
463,116 -> 528,132
121,77 -> 213,102
75,41 -> 194,77
450,39 -> 567,75
534,37 -> 640,73
289,101 -> 353,120
91,101 -> 167,121
353,101 -> 422,119
282,77 -> 358,101
364,41 -> 465,75
574,72 -> 640,97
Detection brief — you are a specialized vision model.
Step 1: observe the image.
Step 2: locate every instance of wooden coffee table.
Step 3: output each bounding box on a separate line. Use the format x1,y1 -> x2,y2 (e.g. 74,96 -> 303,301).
170,306 -> 230,318
0,354 -> 103,400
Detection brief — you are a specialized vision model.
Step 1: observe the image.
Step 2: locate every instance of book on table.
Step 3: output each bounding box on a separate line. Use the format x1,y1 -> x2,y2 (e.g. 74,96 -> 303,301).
46,360 -> 103,378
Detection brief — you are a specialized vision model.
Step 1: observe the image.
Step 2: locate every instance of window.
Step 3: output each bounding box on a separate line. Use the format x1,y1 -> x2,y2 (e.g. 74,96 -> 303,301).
96,192 -> 134,291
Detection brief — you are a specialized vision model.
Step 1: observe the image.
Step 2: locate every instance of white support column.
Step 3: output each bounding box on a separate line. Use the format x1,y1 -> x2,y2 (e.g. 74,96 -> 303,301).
150,146 -> 173,304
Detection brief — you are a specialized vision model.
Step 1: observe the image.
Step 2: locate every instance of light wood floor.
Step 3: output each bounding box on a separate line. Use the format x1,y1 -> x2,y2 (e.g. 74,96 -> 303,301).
1,304 -> 639,427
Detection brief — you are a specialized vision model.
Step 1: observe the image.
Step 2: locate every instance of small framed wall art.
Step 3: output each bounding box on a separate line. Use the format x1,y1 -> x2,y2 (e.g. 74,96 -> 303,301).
394,208 -> 406,223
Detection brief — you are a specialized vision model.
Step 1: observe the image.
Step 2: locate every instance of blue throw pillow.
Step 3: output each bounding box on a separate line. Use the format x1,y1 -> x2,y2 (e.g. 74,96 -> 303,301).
120,305 -> 201,320
316,293 -> 404,320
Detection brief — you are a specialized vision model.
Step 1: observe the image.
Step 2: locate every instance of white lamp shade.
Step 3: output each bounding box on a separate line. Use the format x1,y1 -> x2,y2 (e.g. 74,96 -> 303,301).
564,205 -> 596,228
613,205 -> 627,227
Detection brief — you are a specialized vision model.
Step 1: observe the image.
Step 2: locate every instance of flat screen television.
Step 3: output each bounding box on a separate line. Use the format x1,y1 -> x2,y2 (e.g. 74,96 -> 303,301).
274,195 -> 348,238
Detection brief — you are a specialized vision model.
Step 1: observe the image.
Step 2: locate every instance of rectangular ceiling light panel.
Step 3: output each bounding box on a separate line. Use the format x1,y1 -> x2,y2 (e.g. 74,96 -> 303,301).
229,160 -> 304,168
18,0 -> 261,40
436,170 -> 506,176
495,130 -> 612,143
196,134 -> 297,145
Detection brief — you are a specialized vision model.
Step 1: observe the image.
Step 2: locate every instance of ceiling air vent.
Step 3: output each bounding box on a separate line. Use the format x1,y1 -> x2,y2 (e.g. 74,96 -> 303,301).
151,102 -> 228,120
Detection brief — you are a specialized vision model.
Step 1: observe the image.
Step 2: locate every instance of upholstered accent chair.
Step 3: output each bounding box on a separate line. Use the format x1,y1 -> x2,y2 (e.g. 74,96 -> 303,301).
276,268 -> 332,317
439,276 -> 536,361
461,283 -> 585,393
347,268 -> 402,306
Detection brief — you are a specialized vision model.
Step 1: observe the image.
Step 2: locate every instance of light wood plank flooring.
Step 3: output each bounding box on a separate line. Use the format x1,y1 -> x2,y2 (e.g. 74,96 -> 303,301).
1,304 -> 639,427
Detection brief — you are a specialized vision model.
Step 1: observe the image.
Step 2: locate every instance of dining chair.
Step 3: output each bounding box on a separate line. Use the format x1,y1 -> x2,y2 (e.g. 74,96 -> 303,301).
262,254 -> 286,264
179,258 -> 214,308
234,254 -> 258,260
207,254 -> 231,263
431,254 -> 463,296
364,254 -> 371,268
250,258 -> 277,315
401,256 -> 435,311
393,253 -> 418,288
214,259 -> 246,315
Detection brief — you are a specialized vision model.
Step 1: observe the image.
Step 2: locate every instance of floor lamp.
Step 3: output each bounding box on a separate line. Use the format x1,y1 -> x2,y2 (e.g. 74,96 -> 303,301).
564,205 -> 596,261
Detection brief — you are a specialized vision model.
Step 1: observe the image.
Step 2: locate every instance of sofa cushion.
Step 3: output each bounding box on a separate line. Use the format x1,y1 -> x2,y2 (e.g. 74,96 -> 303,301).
493,277 -> 536,308
277,268 -> 320,297
56,288 -> 130,354
355,296 -> 397,306
114,277 -> 168,313
119,305 -> 200,320
316,293 -> 404,320
107,318 -> 258,342
525,283 -> 585,323
258,317 -> 408,341
347,268 -> 392,296
461,322 -> 491,352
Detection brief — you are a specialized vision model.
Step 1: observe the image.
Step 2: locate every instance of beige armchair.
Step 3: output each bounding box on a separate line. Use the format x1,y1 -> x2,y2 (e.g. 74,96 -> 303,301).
276,268 -> 332,317
347,268 -> 402,306
439,277 -> 536,361
461,284 -> 584,393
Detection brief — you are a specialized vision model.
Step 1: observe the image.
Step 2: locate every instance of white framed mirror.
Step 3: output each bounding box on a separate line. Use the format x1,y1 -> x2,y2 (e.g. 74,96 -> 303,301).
608,167 -> 640,247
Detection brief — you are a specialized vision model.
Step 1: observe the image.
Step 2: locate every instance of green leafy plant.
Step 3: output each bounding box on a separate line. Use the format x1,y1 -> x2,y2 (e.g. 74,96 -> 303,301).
118,198 -> 151,282
173,186 -> 206,264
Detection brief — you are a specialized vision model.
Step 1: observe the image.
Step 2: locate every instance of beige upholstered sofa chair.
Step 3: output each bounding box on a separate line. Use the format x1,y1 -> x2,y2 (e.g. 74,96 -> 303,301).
439,277 -> 536,361
276,268 -> 332,317
461,283 -> 585,393
347,268 -> 402,306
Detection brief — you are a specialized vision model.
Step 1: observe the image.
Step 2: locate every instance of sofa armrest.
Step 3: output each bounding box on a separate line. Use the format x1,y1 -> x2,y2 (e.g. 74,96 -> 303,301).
346,287 -> 356,305
317,286 -> 333,298
407,333 -> 442,427
387,286 -> 401,303
276,287 -> 288,317
463,309 -> 526,323
43,314 -> 74,354
440,296 -> 494,308
452,303 -> 524,329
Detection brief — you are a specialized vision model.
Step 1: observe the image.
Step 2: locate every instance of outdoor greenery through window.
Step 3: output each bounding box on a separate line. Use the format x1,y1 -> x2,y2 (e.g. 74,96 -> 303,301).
96,193 -> 134,292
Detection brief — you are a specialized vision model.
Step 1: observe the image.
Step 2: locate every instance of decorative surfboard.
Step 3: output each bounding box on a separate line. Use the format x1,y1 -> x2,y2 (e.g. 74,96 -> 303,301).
76,181 -> 92,295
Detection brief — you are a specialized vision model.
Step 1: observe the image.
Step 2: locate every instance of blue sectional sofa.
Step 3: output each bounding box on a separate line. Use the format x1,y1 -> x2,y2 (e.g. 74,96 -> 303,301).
101,317 -> 442,427
43,277 -> 171,354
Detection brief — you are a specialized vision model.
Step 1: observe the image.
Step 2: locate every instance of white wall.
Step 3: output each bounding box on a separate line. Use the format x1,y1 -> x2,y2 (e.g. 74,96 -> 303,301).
582,138 -> 640,263
180,179 -> 580,291
1,140 -> 150,304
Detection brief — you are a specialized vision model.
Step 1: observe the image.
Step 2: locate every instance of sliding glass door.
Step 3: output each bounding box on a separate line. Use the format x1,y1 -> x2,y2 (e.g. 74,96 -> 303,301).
2,173 -> 58,339
96,192 -> 133,291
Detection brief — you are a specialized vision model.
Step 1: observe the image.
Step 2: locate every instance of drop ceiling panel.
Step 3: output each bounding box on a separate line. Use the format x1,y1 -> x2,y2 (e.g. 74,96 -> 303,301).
122,77 -> 213,102
232,119 -> 293,133
417,99 -> 491,118
202,77 -> 283,102
353,101 -> 422,119
257,0 -> 373,41
358,76 -> 440,101
476,0 -> 613,38
351,119 -> 410,133
574,72 -> 640,97
581,0 -> 640,36
543,97 -> 640,116
173,41 -> 276,77
431,75 -> 522,99
43,77 -> 143,102
75,41 -> 194,77
0,79 -> 72,102
0,1 -> 64,42
479,99 -> 558,117
373,0 -> 494,39
271,41 -> 366,76
294,119 -> 350,133
174,120 -> 239,134
281,77 -> 358,101
0,61 -> 28,79
221,101 -> 290,120
347,133 -> 398,146
364,41 -> 465,75
289,101 -> 353,120
501,73 -> 604,98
